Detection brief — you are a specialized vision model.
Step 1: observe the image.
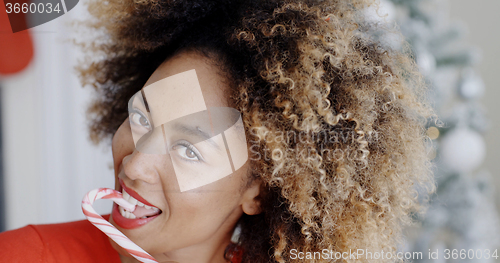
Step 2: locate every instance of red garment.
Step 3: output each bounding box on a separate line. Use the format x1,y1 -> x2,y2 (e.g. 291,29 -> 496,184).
0,215 -> 243,263
0,0 -> 34,75
225,242 -> 244,263
0,215 -> 121,263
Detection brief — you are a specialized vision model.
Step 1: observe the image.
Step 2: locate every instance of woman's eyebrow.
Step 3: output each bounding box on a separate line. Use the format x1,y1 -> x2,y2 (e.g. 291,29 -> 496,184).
171,123 -> 220,150
131,93 -> 147,111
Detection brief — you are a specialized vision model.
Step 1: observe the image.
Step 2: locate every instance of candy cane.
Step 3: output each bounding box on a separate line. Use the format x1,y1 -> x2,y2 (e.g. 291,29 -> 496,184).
82,188 -> 159,263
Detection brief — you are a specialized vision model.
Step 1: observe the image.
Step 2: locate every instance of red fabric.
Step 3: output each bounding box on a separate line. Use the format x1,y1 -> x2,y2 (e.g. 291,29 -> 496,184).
226,242 -> 243,263
0,214 -> 244,262
0,215 -> 121,263
0,0 -> 34,75
231,247 -> 243,263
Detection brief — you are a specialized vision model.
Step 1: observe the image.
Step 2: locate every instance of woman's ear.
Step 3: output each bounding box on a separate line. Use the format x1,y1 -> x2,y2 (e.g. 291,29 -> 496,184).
241,180 -> 262,215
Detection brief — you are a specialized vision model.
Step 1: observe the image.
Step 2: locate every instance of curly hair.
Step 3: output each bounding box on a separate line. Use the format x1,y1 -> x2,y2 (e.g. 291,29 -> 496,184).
78,0 -> 436,262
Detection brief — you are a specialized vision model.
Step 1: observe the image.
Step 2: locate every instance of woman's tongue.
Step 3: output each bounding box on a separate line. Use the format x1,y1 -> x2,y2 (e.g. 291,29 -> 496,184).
132,206 -> 160,218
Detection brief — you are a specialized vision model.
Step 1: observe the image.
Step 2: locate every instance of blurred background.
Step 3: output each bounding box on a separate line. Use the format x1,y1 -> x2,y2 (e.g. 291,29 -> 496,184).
0,0 -> 115,231
0,0 -> 499,260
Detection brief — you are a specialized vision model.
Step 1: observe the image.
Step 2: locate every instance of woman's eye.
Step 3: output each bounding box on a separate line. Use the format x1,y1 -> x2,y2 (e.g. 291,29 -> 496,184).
172,142 -> 203,162
185,148 -> 197,159
131,111 -> 151,129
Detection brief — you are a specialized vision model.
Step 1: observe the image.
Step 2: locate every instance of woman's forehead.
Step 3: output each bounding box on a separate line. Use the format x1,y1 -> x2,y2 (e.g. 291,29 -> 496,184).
142,69 -> 208,127
144,51 -> 229,108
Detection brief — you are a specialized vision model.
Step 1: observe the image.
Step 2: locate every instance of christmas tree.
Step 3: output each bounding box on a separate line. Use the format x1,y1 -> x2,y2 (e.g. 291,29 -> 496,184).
365,0 -> 500,261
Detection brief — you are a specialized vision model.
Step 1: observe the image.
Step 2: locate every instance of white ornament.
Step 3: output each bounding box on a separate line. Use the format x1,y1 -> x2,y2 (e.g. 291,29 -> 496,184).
440,128 -> 485,174
459,69 -> 485,100
363,0 -> 396,24
416,50 -> 436,76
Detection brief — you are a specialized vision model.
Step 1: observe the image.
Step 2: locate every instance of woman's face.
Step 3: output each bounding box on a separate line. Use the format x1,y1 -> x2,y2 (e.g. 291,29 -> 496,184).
109,51 -> 260,262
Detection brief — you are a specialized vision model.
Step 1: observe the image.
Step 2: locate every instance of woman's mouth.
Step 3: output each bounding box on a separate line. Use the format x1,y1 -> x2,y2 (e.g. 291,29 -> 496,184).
111,179 -> 163,229
119,190 -> 161,219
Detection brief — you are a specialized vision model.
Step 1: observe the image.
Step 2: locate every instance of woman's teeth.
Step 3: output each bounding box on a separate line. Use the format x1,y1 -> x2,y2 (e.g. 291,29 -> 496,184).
119,206 -> 137,219
119,190 -> 160,219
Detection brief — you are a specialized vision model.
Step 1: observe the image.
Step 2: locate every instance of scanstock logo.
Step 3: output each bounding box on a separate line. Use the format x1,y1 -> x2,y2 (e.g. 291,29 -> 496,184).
3,0 -> 79,33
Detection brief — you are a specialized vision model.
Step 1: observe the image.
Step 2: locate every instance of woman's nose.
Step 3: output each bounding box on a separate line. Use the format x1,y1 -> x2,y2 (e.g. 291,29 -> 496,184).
122,151 -> 163,185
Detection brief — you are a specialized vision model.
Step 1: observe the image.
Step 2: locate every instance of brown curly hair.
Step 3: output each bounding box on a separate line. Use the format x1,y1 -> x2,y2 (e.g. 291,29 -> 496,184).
77,0 -> 436,262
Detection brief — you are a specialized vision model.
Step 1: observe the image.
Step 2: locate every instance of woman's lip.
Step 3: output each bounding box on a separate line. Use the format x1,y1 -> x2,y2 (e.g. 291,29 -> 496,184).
119,178 -> 156,207
111,203 -> 160,229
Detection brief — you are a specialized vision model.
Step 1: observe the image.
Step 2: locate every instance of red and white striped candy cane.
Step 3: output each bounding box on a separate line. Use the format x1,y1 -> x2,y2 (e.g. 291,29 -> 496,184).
82,188 -> 159,263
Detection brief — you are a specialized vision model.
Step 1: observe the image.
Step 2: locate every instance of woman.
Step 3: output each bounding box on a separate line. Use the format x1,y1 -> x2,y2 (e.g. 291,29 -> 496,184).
0,0 -> 435,262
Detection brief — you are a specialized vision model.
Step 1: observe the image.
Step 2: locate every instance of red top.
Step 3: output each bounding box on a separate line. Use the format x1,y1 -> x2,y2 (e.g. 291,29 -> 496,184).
0,215 -> 121,262
0,215 -> 243,263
